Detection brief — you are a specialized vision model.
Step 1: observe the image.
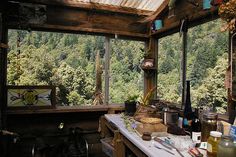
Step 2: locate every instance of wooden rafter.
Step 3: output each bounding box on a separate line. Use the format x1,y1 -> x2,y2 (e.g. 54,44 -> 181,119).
8,0 -> 153,16
6,2 -> 149,40
139,0 -> 169,23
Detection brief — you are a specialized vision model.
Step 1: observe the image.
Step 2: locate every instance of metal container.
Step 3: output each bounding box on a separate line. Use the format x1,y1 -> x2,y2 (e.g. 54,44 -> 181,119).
162,107 -> 179,125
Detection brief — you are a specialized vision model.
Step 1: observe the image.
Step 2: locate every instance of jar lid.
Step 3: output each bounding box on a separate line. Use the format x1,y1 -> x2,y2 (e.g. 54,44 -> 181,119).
210,131 -> 222,137
203,112 -> 218,119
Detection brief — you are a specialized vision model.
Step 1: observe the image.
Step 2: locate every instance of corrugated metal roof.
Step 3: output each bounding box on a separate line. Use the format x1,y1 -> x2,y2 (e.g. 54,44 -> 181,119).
68,0 -> 165,11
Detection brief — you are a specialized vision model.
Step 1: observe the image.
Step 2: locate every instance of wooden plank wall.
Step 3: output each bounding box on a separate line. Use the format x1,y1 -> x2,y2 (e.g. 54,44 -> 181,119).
6,111 -> 107,157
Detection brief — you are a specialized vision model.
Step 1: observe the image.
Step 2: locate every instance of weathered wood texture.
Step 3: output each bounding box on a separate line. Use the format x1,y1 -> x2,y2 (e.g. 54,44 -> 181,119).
139,0 -> 169,23
0,13 -> 2,131
100,116 -> 148,157
0,3 -> 8,130
6,111 -> 107,157
9,0 -> 153,16
122,135 -> 147,157
6,2 -> 149,40
151,0 -> 219,38
230,31 -> 236,124
144,37 -> 157,97
6,104 -> 124,115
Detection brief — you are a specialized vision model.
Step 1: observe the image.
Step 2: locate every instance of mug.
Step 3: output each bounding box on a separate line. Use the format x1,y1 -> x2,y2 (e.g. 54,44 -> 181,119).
154,20 -> 163,30
203,0 -> 211,9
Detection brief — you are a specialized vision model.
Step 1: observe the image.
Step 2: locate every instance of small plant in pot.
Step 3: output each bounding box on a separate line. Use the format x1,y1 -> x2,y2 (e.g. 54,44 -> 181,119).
124,94 -> 139,116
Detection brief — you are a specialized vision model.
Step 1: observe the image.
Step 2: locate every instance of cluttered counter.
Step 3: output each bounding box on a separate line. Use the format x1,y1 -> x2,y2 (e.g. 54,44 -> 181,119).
100,114 -> 206,157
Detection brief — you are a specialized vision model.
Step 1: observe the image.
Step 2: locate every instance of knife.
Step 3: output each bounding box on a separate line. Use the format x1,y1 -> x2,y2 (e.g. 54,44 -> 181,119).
154,137 -> 184,157
154,137 -> 175,150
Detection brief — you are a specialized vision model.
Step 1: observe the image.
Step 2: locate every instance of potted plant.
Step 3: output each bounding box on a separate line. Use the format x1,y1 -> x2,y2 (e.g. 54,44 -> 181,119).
134,87 -> 157,121
124,94 -> 139,116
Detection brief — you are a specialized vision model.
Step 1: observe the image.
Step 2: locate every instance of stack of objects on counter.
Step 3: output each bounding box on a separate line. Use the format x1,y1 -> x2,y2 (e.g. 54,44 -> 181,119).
125,80 -> 236,157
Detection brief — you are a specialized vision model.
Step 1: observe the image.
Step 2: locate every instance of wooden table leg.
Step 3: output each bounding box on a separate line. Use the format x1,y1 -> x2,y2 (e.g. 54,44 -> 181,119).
114,131 -> 125,157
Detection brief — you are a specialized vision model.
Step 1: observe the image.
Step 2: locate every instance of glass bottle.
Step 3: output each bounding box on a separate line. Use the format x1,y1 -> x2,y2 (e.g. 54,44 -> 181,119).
201,112 -> 217,142
183,80 -> 193,130
207,131 -> 222,157
191,114 -> 201,147
217,135 -> 236,157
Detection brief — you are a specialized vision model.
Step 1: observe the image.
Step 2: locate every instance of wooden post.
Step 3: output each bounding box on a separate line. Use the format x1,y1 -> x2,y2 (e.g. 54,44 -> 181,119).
0,3 -> 8,157
0,12 -> 2,130
114,131 -> 125,157
104,37 -> 110,105
99,116 -> 111,138
0,7 -> 8,130
230,31 -> 236,124
181,19 -> 188,109
144,37 -> 157,98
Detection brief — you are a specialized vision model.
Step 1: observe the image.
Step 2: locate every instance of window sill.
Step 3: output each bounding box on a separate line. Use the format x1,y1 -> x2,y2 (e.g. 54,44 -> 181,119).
6,104 -> 124,115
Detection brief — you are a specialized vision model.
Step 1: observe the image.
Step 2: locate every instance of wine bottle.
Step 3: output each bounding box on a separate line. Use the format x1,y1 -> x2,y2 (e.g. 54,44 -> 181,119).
183,80 -> 193,129
191,115 -> 201,147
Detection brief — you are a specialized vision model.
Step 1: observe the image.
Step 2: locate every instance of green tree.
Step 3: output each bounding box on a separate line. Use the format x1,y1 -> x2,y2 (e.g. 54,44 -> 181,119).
192,54 -> 228,113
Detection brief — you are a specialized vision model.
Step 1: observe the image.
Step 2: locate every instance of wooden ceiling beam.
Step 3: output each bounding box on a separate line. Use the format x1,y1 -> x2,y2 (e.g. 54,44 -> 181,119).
151,0 -> 219,38
6,2 -> 149,41
8,0 -> 153,16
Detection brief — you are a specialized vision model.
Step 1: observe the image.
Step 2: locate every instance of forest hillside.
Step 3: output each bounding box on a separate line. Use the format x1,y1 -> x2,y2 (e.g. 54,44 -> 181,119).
7,19 -> 228,113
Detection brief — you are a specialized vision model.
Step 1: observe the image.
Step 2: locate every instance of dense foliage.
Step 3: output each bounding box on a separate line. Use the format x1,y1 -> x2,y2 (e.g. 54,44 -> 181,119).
158,19 -> 228,113
7,19 -> 229,113
7,31 -> 144,105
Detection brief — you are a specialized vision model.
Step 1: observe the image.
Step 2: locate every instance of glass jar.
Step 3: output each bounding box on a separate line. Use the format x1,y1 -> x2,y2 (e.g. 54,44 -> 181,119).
201,112 -> 217,142
207,131 -> 222,157
217,135 -> 236,157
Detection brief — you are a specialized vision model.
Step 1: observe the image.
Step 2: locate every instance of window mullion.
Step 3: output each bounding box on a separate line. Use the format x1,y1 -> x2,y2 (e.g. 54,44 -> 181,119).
104,37 -> 110,105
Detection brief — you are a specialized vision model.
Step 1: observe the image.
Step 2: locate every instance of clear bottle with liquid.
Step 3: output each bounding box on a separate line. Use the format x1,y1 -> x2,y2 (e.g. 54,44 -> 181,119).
207,131 -> 222,157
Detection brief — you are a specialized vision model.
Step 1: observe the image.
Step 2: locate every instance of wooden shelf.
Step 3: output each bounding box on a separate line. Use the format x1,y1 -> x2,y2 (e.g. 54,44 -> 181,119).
6,104 -> 125,115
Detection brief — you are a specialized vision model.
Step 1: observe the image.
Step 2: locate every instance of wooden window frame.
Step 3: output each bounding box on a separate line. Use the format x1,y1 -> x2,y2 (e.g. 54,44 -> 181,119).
156,19 -> 231,119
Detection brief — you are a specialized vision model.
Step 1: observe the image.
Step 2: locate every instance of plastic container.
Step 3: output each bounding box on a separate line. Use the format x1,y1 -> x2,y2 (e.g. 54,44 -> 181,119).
217,135 -> 236,157
207,131 -> 222,157
100,137 -> 115,157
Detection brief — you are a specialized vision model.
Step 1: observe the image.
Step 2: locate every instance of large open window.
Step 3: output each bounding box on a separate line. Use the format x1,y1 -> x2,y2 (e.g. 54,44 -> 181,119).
7,29 -> 145,106
7,29 -> 105,106
158,32 -> 182,104
109,39 -> 144,104
187,19 -> 229,113
158,19 -> 229,113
